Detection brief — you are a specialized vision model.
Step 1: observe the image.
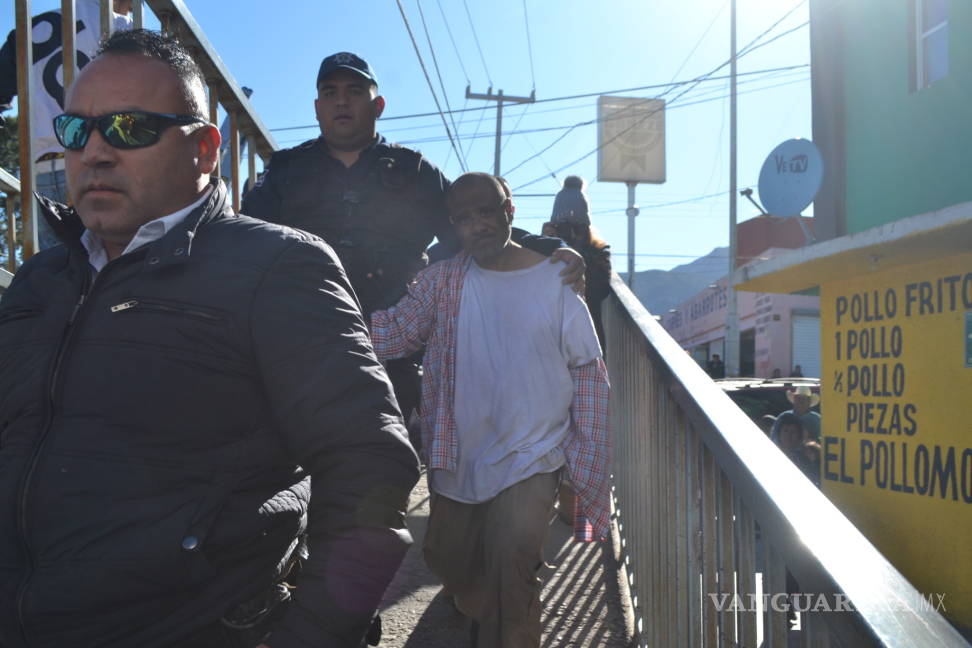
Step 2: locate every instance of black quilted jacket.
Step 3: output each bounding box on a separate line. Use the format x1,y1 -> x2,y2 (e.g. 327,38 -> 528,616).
0,181 -> 419,648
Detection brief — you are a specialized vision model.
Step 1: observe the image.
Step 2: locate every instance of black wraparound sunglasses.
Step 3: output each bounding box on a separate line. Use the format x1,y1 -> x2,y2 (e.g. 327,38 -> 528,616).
53,111 -> 208,150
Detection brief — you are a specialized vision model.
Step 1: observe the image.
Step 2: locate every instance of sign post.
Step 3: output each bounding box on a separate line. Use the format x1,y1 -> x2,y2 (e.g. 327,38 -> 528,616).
597,96 -> 666,289
625,183 -> 639,286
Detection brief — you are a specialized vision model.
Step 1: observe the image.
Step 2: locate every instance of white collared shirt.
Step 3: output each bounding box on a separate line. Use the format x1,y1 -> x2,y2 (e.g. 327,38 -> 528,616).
81,188 -> 213,274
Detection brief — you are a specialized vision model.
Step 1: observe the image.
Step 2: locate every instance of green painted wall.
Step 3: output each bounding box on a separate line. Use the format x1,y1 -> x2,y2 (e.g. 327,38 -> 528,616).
839,0 -> 972,234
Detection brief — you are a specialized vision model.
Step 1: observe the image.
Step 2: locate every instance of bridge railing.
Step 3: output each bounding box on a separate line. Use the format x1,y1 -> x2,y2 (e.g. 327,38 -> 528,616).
604,273 -> 969,648
1,165 -> 19,277
3,0 -> 276,270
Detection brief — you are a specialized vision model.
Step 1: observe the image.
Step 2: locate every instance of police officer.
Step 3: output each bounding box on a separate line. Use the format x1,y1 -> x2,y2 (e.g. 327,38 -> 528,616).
243,52 -> 580,431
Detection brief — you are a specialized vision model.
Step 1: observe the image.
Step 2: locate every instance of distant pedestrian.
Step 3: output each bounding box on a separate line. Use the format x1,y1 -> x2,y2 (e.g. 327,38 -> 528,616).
791,364 -> 804,377
545,175 -> 612,348
771,367 -> 782,378
758,414 -> 777,436
771,385 -> 821,443
706,353 -> 726,378
774,412 -> 820,486
370,172 -> 611,648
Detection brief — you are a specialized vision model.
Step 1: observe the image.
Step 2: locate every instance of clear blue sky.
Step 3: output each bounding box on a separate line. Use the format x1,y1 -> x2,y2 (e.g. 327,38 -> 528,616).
2,0 -> 811,273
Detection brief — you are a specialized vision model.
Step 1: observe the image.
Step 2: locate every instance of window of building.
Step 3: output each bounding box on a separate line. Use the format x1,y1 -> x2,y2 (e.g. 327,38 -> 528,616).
915,0 -> 949,89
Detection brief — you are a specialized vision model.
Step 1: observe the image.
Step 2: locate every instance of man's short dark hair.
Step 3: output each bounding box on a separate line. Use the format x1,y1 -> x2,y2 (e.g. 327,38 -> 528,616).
447,172 -> 504,203
97,28 -> 207,119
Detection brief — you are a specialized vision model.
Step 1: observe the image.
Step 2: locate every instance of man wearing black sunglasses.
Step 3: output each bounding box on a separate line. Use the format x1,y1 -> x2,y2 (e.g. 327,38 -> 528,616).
0,29 -> 417,648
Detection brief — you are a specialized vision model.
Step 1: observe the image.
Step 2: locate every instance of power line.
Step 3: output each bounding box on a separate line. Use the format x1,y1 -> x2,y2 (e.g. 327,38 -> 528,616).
739,21 -> 809,58
738,0 -> 808,57
442,95 -> 469,171
464,90 -> 489,163
668,0 -> 729,84
390,72 -> 808,147
375,65 -> 806,138
395,0 -> 467,171
275,70 -> 808,149
267,64 -> 810,132
436,0 -> 470,84
415,0 -> 465,164
510,5 -> 813,190
522,133 -> 562,190
462,0 -> 492,86
522,0 -> 536,91
276,72 -> 808,148
501,103 -> 531,153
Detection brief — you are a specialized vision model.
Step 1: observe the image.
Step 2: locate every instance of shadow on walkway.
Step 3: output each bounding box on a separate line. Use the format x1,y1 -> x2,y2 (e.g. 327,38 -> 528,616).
378,475 -> 634,648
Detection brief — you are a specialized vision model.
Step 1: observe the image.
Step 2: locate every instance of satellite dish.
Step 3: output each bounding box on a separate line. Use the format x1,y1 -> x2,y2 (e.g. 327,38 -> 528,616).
757,139 -> 823,218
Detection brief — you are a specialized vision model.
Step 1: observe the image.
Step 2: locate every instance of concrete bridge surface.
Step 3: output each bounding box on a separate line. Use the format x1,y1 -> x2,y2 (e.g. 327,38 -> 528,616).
377,474 -> 636,648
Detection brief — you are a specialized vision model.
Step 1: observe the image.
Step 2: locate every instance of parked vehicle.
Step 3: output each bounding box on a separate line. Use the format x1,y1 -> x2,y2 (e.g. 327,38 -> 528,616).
715,377 -> 821,423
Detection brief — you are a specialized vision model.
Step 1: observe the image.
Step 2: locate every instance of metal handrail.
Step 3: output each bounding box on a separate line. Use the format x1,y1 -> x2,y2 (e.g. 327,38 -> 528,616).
605,272 -> 968,647
144,0 -> 277,163
0,165 -> 20,196
0,167 -> 19,274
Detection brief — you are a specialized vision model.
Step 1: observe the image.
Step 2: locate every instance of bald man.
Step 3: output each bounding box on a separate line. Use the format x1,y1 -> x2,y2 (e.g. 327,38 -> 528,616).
369,172 -> 612,648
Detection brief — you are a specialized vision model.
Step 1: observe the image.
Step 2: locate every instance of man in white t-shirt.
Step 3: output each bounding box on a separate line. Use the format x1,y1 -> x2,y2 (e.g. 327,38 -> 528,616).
370,172 -> 612,648
0,0 -> 132,249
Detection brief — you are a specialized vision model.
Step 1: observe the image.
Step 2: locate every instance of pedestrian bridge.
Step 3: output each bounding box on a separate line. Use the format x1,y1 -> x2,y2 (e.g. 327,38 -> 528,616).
366,273 -> 972,648
1,2 -> 970,646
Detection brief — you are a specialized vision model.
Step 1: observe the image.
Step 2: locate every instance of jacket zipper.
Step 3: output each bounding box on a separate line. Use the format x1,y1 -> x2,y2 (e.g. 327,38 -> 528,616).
14,272 -> 91,646
109,298 -> 223,323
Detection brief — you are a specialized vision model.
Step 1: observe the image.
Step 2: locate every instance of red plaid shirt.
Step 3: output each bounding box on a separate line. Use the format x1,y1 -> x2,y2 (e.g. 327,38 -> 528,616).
371,255 -> 612,541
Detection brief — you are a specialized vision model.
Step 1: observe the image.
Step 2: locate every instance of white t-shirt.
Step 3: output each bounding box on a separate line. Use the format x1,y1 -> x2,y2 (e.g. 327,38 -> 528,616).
27,1 -> 132,160
430,257 -> 602,503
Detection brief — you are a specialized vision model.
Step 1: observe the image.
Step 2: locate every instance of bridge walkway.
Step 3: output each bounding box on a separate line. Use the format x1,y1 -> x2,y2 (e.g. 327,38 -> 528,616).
377,473 -> 635,648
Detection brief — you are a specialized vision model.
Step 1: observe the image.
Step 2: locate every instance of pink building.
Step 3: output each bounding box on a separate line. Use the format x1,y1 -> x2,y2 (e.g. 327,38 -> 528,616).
661,244 -> 821,378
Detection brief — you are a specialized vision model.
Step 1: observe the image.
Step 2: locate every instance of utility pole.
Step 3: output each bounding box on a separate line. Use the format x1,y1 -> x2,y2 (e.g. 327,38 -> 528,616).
465,86 -> 535,175
726,0 -> 740,377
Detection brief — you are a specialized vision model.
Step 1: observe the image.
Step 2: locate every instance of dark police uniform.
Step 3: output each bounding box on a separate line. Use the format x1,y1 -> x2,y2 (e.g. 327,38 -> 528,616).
243,135 -> 454,317
243,135 -> 456,449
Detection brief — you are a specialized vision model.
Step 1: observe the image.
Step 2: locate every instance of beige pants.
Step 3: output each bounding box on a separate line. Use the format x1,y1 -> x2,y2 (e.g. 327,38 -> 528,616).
424,470 -> 561,648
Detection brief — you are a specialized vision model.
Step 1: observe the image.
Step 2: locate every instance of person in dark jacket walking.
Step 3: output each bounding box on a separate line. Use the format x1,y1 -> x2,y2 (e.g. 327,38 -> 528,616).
0,29 -> 418,648
241,52 -> 583,433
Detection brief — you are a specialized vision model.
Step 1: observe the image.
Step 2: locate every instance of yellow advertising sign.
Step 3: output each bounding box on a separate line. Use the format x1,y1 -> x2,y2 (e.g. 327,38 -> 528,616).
821,252 -> 972,630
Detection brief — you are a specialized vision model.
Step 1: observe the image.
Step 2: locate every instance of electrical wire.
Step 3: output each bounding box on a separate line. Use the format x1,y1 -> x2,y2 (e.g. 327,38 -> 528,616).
668,0 -> 729,84
267,64 -> 810,132
436,0 -> 470,84
738,21 -> 809,58
375,65 -> 806,138
441,96 -> 469,171
462,0 -> 492,86
467,88 -> 486,163
521,133 -> 561,190
510,5 -> 814,190
415,0 -> 465,163
275,72 -> 809,148
501,103 -> 531,153
738,0 -> 808,57
395,0 -> 467,171
522,0 -> 536,91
